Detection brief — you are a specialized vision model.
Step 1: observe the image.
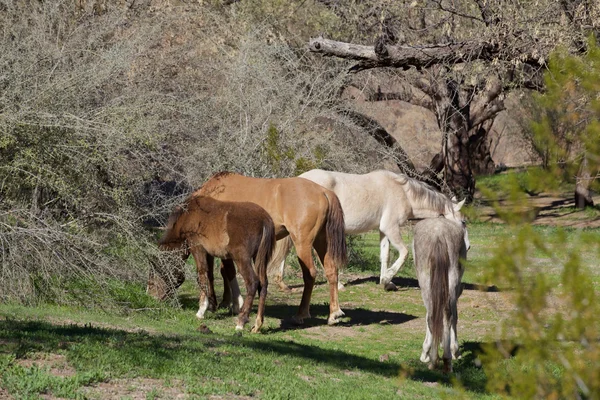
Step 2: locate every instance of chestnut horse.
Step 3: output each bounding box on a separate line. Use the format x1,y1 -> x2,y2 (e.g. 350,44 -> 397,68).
189,171 -> 347,325
413,217 -> 469,373
157,195 -> 275,332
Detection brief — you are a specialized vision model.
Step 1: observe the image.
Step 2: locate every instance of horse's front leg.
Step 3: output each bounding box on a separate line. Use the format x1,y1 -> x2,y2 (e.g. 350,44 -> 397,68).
379,232 -> 390,285
190,245 -> 216,319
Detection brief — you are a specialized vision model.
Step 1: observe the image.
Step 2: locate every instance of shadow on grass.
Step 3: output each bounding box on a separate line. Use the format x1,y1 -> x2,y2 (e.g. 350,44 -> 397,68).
262,303 -> 418,332
0,318 -> 494,395
345,276 -> 500,292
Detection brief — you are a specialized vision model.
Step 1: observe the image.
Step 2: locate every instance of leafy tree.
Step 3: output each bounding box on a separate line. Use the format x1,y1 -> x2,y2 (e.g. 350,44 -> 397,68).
528,37 -> 600,208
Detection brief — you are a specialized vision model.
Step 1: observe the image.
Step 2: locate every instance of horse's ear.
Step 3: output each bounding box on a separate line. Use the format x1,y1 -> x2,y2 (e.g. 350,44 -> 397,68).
454,198 -> 466,211
451,195 -> 457,202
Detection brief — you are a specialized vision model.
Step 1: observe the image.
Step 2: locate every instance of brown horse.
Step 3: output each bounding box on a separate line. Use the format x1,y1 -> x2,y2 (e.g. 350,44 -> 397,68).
177,171 -> 347,325
157,195 -> 275,332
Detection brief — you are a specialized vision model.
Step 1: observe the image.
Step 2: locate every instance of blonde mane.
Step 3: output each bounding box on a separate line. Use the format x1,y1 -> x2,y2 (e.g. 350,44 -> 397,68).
393,174 -> 452,215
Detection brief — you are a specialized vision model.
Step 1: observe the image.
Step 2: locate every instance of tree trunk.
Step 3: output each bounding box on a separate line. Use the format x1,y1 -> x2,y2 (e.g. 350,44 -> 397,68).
441,107 -> 475,201
469,121 -> 496,175
574,154 -> 594,209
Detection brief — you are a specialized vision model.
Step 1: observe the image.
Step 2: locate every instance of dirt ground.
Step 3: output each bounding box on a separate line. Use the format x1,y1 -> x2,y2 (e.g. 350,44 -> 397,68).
476,191 -> 600,228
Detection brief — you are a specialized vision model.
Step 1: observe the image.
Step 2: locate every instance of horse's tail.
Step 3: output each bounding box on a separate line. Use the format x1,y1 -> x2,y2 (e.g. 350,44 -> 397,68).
324,191 -> 348,268
267,236 -> 293,276
428,238 -> 450,355
255,217 -> 277,283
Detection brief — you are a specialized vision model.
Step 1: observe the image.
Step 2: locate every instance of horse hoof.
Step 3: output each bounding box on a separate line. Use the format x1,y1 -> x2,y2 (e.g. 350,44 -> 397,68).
195,311 -> 205,320
327,309 -> 345,325
443,359 -> 452,374
250,325 -> 261,334
384,282 -> 398,291
235,325 -> 244,331
278,282 -> 292,293
218,301 -> 230,310
291,314 -> 309,325
420,353 -> 430,363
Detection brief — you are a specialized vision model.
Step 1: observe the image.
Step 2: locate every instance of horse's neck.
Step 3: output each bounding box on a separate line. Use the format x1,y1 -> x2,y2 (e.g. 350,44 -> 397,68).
409,195 -> 450,219
411,207 -> 445,219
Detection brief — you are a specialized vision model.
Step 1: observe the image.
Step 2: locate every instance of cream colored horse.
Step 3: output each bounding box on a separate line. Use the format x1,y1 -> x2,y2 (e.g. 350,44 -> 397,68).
271,169 -> 466,291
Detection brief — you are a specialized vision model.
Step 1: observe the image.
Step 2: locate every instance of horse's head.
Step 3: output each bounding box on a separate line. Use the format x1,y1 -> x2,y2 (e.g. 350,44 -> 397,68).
445,197 -> 470,252
147,204 -> 190,300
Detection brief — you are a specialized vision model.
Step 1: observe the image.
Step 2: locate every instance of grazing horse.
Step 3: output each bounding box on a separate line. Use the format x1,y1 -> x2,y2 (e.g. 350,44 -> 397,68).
149,171 -> 347,326
413,217 -> 469,373
157,195 -> 275,332
271,169 -> 466,291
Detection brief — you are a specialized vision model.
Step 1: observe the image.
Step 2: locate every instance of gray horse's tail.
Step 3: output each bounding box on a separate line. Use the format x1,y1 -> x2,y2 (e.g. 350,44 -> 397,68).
428,238 -> 450,354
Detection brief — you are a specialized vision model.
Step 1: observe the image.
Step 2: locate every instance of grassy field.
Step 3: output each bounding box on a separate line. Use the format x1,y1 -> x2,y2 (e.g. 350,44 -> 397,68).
2,217 -> 599,399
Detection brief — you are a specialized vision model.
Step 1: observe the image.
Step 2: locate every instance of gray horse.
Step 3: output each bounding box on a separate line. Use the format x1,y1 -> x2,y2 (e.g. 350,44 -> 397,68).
412,217 -> 470,373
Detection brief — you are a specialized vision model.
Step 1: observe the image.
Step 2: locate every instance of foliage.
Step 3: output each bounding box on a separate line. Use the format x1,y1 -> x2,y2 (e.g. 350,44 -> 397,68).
479,46 -> 600,398
526,36 -> 600,178
0,0 -> 384,307
479,225 -> 600,398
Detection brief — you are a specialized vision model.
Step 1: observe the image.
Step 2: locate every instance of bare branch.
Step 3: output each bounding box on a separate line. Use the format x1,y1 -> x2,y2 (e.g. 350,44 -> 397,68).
364,83 -> 434,110
309,36 -> 503,72
432,0 -> 486,24
470,77 -> 505,126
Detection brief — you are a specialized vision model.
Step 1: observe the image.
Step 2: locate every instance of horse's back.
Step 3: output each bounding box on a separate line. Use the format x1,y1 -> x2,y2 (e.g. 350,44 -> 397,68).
300,169 -> 408,233
413,218 -> 465,269
195,172 -> 331,234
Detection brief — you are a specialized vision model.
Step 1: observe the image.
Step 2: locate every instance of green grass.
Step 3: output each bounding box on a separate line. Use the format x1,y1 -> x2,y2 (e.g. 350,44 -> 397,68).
1,223 -> 599,399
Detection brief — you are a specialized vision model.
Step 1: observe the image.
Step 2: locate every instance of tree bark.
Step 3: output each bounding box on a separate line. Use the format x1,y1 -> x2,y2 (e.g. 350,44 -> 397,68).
308,36 -> 541,73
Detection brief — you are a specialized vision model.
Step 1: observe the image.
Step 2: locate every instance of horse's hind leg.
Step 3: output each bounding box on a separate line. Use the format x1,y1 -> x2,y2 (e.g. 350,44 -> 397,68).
252,267 -> 268,333
450,299 -> 460,360
442,315 -> 453,373
313,234 -> 344,325
235,257 -> 259,331
379,224 -> 409,290
420,311 -> 434,364
292,242 -> 318,325
219,259 -> 243,314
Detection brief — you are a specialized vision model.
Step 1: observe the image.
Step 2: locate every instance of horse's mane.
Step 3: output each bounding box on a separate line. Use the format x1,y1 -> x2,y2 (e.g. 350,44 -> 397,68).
210,171 -> 234,180
393,173 -> 451,214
